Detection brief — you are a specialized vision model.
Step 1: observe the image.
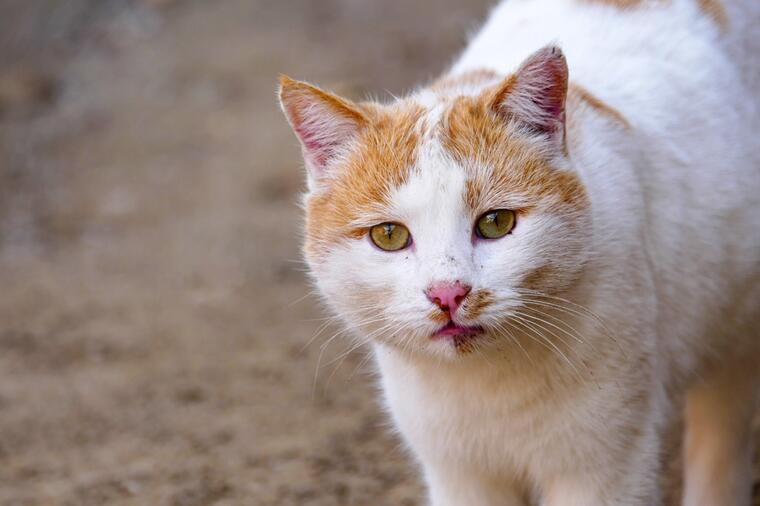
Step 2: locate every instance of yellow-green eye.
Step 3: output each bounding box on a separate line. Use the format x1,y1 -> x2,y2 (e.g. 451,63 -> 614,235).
369,222 -> 411,251
475,209 -> 516,239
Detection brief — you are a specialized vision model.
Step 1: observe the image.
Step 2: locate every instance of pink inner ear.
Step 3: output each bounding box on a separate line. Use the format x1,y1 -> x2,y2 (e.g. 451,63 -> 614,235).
524,56 -> 567,132
279,79 -> 365,179
294,119 -> 351,168
494,46 -> 568,136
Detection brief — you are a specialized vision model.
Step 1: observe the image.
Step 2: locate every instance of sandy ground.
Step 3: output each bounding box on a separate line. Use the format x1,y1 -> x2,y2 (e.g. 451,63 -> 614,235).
0,1 -> 492,504
0,1 -> 757,505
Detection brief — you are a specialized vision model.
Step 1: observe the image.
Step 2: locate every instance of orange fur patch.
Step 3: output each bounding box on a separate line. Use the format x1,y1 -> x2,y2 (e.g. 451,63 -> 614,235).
304,103 -> 424,259
453,337 -> 476,354
441,94 -> 588,215
521,266 -> 554,292
461,289 -> 494,320
697,0 -> 728,30
428,308 -> 452,324
567,83 -> 630,129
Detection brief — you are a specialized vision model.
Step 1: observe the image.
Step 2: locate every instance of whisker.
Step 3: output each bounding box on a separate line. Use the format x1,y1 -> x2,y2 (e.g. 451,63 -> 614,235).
510,313 -> 584,381
287,290 -> 319,308
323,319 -> 414,388
324,336 -> 371,388
310,316 -> 382,397
488,319 -> 534,366
515,289 -> 626,357
301,318 -> 340,351
516,310 -> 584,345
303,308 -> 382,353
348,349 -> 375,380
515,289 -> 618,341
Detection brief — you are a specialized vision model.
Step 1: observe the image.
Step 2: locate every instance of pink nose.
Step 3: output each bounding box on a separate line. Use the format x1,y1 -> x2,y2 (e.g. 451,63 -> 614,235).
426,281 -> 471,316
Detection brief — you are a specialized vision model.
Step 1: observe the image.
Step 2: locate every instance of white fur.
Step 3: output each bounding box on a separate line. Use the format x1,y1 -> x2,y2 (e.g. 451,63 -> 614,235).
302,0 -> 760,504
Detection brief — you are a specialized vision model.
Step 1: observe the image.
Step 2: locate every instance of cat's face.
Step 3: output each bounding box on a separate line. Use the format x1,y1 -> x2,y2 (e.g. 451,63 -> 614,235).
281,47 -> 591,359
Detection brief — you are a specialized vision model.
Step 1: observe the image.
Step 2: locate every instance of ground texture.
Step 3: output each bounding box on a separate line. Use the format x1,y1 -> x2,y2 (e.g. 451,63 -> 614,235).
0,1 -> 757,505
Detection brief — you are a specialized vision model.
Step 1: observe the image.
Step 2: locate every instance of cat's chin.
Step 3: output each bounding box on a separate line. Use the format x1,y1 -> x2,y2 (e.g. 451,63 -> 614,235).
431,321 -> 484,353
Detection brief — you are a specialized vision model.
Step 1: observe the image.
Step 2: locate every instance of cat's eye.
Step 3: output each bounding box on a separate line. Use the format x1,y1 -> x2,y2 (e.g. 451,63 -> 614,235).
475,209 -> 516,239
369,222 -> 411,251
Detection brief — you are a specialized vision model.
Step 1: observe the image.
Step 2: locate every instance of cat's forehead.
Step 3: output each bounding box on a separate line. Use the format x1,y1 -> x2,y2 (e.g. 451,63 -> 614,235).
406,92 -> 585,213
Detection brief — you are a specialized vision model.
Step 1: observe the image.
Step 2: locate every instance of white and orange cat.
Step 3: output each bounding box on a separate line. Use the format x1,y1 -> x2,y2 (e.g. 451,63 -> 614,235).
279,0 -> 760,504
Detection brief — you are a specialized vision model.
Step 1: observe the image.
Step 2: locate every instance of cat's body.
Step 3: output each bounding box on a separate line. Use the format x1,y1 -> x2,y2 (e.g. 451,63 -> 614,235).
279,0 -> 760,504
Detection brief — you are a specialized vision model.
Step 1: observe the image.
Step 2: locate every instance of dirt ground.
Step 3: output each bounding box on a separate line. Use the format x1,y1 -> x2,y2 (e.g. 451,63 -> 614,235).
0,1 -> 757,505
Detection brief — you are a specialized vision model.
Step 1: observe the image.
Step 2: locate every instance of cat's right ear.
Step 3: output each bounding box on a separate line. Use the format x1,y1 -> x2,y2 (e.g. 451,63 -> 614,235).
278,76 -> 367,187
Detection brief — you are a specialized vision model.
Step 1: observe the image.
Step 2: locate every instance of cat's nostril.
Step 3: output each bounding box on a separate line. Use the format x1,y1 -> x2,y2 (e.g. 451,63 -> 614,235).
426,282 -> 472,316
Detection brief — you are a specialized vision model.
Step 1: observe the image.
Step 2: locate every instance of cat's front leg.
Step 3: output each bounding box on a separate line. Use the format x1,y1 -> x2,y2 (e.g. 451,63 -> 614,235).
541,468 -> 661,506
540,407 -> 666,506
540,449 -> 664,506
682,359 -> 757,506
424,463 -> 527,506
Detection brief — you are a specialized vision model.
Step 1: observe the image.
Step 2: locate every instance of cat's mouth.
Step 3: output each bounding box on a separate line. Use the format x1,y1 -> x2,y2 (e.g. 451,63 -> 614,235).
433,321 -> 484,340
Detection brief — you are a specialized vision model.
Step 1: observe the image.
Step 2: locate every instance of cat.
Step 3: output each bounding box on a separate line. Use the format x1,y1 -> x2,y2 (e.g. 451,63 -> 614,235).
278,0 -> 760,504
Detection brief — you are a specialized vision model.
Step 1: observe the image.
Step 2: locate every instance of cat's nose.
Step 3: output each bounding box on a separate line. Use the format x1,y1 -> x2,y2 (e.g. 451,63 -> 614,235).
426,281 -> 471,316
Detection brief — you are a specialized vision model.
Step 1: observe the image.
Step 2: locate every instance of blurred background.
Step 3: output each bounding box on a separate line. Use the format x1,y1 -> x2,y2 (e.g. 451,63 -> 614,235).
0,0 -> 494,504
0,1 -> 757,505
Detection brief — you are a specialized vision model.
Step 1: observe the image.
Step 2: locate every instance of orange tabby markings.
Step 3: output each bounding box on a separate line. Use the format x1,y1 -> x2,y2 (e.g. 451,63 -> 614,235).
441,94 -> 588,212
428,308 -> 452,324
461,289 -> 494,320
568,83 -> 630,129
453,337 -> 476,354
521,265 -> 554,292
697,0 -> 729,30
304,103 -> 424,260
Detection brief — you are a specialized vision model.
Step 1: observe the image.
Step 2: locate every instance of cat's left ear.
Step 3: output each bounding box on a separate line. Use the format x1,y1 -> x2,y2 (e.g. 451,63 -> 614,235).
487,45 -> 568,154
278,76 -> 367,186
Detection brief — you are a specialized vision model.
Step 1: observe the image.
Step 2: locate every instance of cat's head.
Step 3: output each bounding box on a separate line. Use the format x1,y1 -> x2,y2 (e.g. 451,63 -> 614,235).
279,46 -> 591,359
